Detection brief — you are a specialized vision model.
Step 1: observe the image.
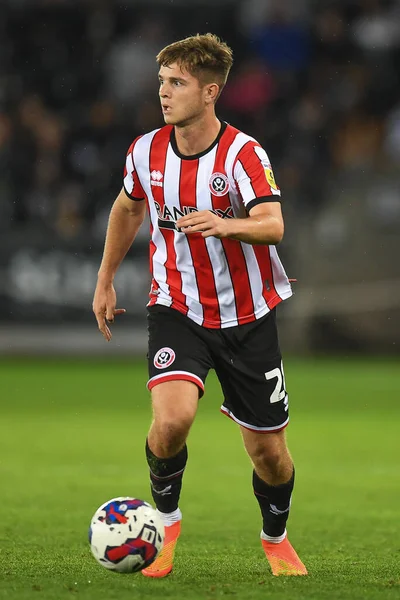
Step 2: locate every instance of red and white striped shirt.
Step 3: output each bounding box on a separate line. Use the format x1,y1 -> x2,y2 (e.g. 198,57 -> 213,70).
123,122 -> 292,329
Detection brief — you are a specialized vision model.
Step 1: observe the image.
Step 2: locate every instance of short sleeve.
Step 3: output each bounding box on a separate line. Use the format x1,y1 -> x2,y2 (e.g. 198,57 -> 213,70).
123,140 -> 145,200
233,143 -> 281,212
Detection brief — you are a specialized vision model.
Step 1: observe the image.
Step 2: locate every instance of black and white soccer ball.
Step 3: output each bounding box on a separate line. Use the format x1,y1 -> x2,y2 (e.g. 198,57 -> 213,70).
89,497 -> 164,573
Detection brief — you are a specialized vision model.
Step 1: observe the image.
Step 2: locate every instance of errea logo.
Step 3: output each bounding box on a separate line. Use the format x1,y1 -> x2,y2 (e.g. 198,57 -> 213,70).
150,170 -> 163,187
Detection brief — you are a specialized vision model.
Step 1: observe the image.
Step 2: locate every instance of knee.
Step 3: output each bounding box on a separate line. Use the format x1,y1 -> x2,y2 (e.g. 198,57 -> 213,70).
149,411 -> 193,457
149,380 -> 198,457
155,413 -> 192,440
248,437 -> 291,481
252,443 -> 284,473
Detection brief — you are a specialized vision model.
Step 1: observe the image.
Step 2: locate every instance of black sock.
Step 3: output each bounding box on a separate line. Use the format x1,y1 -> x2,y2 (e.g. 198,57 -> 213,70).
145,439 -> 188,514
253,467 -> 295,537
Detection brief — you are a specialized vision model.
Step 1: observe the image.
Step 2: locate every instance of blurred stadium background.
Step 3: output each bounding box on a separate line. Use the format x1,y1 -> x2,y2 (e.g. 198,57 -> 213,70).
0,0 -> 399,357
1,4 -> 400,597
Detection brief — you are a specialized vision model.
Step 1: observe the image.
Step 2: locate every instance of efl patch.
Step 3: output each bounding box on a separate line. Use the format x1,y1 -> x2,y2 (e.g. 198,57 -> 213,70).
209,172 -> 230,196
265,167 -> 278,190
154,347 -> 176,369
255,146 -> 278,191
260,158 -> 278,190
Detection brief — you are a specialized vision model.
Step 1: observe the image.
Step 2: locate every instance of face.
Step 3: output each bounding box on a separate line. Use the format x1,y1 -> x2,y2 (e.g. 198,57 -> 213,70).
158,62 -> 217,127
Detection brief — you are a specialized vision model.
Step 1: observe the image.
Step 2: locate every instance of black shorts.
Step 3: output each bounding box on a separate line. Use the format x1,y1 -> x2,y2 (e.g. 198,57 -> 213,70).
147,305 -> 289,433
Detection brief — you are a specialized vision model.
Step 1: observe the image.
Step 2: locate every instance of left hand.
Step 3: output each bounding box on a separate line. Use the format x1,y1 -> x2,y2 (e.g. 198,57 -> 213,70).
176,210 -> 230,239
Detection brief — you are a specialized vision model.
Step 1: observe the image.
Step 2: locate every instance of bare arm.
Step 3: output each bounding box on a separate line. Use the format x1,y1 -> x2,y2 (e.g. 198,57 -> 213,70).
176,202 -> 284,246
93,187 -> 146,340
97,187 -> 146,281
223,202 -> 284,245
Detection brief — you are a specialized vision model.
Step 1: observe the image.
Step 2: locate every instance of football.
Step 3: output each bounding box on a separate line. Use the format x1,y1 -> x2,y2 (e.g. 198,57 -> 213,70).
89,497 -> 164,573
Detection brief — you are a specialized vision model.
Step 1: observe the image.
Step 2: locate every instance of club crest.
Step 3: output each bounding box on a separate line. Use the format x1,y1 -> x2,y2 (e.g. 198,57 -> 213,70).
209,172 -> 230,196
154,347 -> 176,369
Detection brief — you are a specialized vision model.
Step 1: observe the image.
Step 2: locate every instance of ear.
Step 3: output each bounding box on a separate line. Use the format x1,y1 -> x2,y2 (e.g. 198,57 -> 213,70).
204,83 -> 220,104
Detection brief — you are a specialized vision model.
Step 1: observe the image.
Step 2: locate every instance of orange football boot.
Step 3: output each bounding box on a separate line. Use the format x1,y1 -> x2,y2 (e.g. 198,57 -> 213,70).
142,520 -> 181,578
262,536 -> 308,576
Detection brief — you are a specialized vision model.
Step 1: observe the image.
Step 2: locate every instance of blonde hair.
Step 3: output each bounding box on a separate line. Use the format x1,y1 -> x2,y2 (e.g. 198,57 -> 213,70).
156,33 -> 233,97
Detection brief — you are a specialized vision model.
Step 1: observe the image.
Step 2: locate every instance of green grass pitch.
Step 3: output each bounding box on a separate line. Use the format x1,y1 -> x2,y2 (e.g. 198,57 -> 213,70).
1,356 -> 399,600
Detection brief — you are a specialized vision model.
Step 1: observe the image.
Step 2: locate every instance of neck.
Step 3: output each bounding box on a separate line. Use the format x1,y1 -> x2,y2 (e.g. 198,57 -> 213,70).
174,114 -> 221,156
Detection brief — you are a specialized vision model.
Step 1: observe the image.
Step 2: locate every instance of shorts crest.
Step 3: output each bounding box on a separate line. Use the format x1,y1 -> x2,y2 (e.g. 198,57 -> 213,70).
154,347 -> 176,369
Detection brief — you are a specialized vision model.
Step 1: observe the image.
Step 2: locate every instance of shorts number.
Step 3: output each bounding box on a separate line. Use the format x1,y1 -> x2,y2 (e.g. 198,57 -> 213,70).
265,362 -> 287,404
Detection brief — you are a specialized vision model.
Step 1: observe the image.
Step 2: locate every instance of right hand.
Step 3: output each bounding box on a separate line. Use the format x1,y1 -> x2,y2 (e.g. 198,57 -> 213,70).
92,282 -> 126,341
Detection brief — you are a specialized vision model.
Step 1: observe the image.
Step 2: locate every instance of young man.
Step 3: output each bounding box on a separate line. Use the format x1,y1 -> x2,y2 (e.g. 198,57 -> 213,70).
93,33 -> 307,578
